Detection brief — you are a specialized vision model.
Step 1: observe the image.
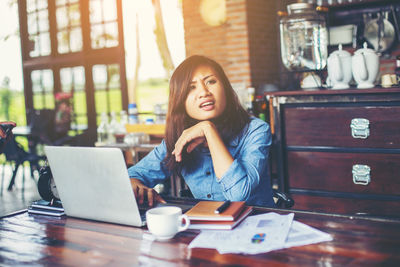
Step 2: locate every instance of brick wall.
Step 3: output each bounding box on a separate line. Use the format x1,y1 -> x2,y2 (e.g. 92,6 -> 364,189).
182,0 -> 279,91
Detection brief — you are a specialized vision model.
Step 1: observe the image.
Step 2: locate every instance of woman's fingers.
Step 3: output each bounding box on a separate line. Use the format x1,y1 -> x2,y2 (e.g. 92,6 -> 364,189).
137,186 -> 145,204
130,179 -> 165,206
173,124 -> 207,161
155,194 -> 167,204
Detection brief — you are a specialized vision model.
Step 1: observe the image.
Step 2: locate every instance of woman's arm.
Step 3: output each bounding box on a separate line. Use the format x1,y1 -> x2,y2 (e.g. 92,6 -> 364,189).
172,121 -> 233,178
128,140 -> 170,206
217,120 -> 272,203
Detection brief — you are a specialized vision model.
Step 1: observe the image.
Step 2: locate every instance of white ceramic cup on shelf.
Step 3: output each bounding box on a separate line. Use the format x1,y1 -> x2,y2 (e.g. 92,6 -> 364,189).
146,206 -> 190,241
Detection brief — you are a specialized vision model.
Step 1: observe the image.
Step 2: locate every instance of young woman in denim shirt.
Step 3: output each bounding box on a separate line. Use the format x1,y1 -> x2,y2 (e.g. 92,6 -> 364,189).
128,55 -> 275,207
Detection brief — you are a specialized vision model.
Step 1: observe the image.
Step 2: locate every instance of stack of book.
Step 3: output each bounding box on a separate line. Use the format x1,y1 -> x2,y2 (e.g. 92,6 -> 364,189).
28,199 -> 65,217
185,201 -> 252,230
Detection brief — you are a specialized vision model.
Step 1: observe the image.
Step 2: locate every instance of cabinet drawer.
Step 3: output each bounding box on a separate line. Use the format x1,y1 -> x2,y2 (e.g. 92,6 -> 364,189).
287,151 -> 400,196
292,194 -> 400,217
284,105 -> 400,148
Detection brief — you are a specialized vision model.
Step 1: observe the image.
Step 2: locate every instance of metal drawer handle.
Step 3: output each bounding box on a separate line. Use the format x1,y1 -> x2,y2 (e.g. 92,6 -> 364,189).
352,164 -> 371,185
350,118 -> 370,139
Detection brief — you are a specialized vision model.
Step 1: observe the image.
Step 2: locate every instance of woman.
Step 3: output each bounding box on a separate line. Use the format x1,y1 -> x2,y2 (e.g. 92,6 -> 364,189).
128,55 -> 275,207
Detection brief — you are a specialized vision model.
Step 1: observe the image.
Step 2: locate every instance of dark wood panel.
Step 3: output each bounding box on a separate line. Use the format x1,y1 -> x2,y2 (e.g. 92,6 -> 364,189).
287,151 -> 400,196
284,106 -> 400,148
292,194 -> 400,218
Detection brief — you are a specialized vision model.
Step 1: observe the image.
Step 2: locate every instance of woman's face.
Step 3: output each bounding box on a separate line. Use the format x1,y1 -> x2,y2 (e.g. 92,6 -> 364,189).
184,65 -> 226,121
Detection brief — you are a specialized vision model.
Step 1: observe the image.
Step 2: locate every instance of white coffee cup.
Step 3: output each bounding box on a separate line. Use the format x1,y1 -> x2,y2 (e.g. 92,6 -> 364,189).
146,206 -> 190,240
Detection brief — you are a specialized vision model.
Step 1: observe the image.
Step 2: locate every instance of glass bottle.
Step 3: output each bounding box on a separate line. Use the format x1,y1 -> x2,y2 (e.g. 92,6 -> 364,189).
108,111 -> 118,143
97,112 -> 109,144
128,103 -> 139,124
246,87 -> 255,117
279,3 -> 328,71
115,110 -> 128,143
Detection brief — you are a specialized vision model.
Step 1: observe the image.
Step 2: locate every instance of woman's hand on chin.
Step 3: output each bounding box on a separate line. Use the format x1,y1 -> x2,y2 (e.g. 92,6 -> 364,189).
172,121 -> 215,162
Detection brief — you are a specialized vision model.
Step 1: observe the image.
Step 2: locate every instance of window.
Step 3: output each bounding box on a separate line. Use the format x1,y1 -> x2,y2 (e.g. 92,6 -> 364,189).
56,0 -> 83,53
19,0 -> 128,143
93,63 -> 122,123
31,69 -> 54,109
60,66 -> 87,126
26,0 -> 51,57
90,0 -> 118,49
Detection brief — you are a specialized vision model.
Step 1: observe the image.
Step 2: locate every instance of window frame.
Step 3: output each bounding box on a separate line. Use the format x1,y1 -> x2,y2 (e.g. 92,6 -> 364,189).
18,0 -> 128,137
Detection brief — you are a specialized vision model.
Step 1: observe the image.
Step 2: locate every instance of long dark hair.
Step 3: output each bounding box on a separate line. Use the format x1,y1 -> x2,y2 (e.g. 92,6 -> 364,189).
164,55 -> 250,175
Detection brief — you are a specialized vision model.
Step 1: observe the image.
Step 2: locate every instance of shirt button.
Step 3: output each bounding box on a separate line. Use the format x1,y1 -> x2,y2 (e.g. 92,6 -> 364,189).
206,171 -> 211,175
207,194 -> 211,198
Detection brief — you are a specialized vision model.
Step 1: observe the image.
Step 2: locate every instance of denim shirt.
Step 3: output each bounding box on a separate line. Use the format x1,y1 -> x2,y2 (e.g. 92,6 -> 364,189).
128,117 -> 275,207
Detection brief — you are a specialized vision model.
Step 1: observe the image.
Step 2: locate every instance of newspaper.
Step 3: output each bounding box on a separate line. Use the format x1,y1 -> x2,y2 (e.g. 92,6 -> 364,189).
188,212 -> 332,255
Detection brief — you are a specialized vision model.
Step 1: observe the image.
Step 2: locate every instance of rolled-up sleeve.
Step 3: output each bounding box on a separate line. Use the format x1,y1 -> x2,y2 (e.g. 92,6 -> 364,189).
128,140 -> 170,188
217,121 -> 271,202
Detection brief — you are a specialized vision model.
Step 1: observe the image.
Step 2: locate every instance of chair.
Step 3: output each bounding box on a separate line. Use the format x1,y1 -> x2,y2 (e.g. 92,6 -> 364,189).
272,189 -> 294,209
1,137 -> 46,192
27,109 -> 91,148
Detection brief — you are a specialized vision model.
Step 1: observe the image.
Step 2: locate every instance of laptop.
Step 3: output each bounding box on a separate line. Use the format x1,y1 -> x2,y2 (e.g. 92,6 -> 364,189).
44,146 -> 190,227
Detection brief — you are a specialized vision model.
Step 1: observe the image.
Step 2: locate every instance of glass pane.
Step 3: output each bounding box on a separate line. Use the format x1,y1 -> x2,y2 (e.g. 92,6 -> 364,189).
56,7 -> 68,29
69,4 -> 81,27
42,70 -> 54,92
75,115 -> 87,127
103,0 -> 117,22
28,13 -> 38,35
33,94 -> 44,109
60,68 -> 72,92
108,89 -> 121,112
70,27 -> 82,52
95,91 -> 107,113
38,10 -> 49,32
56,0 -> 67,6
37,0 -> 48,10
57,31 -> 69,54
107,64 -> 120,88
91,24 -> 104,49
90,0 -> 103,24
93,65 -> 107,89
39,32 -> 51,56
31,70 -> 42,92
73,66 -> 85,91
73,91 -> 87,115
105,22 -> 118,47
29,35 -> 40,57
44,93 -> 55,109
27,0 -> 37,13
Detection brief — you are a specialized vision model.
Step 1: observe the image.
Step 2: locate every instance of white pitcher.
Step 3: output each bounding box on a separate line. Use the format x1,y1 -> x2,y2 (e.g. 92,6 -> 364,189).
327,44 -> 352,89
352,42 -> 379,89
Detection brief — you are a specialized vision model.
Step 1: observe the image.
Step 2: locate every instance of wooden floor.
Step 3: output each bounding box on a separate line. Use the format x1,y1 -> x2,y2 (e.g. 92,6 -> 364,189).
0,165 -> 40,217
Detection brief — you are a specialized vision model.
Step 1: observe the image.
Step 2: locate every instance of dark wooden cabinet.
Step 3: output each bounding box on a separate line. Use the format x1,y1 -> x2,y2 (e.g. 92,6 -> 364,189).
267,88 -> 400,218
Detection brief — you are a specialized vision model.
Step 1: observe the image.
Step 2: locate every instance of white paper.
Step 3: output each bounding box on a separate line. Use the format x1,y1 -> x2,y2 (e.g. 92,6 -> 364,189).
189,212 -> 294,254
188,212 -> 332,255
283,220 -> 333,249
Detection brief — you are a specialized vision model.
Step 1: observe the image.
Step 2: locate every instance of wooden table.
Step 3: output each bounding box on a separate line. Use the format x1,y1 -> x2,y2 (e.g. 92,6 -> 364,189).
1,199 -> 400,266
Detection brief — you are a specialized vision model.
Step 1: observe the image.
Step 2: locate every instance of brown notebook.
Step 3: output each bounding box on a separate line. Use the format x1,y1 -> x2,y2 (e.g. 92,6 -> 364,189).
188,206 -> 253,230
185,201 -> 246,221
